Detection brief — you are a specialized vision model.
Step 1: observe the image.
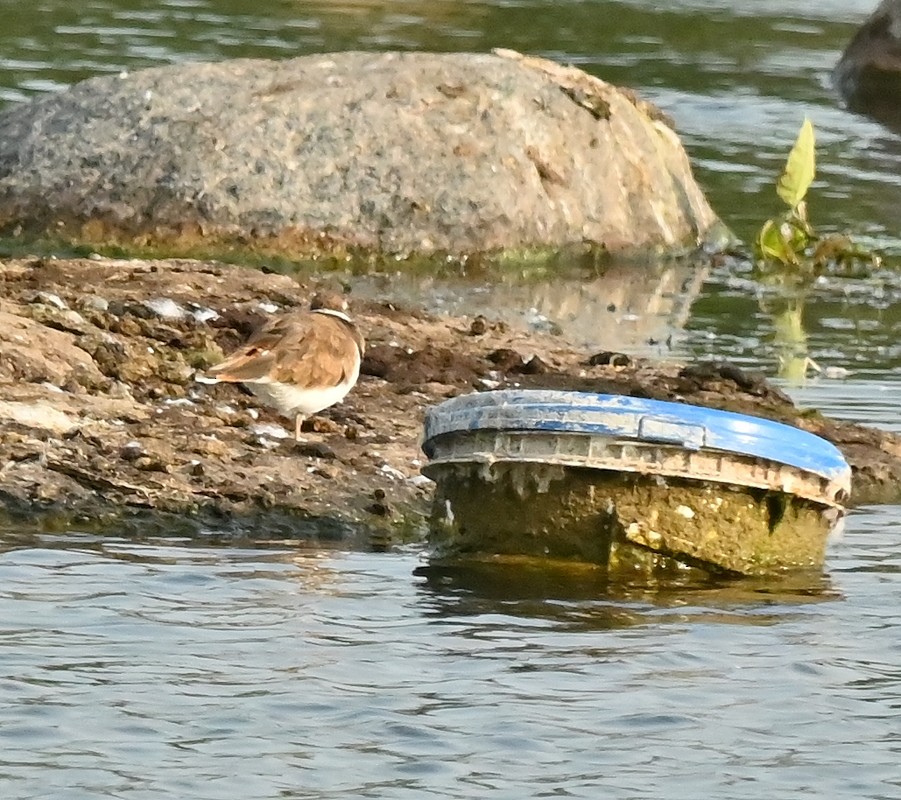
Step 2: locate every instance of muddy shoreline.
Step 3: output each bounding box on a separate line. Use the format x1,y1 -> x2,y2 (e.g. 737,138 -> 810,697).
0,256 -> 899,543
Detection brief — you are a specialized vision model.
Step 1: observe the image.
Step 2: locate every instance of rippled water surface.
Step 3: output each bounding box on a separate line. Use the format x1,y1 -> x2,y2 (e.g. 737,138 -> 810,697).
1,519 -> 901,799
1,2 -> 901,797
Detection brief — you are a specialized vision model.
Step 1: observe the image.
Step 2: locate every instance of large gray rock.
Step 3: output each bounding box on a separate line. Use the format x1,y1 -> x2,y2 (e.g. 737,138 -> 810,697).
834,1 -> 901,128
0,50 -> 723,260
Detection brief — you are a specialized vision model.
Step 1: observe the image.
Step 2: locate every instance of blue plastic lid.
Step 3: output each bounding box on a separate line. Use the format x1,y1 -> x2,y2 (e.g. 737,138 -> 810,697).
422,390 -> 850,483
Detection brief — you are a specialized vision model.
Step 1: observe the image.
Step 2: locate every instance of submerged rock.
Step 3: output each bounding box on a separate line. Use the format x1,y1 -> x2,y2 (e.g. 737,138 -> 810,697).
0,50 -> 723,261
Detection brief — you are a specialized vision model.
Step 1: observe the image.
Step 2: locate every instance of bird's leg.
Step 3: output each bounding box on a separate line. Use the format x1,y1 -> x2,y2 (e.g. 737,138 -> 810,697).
294,414 -> 305,442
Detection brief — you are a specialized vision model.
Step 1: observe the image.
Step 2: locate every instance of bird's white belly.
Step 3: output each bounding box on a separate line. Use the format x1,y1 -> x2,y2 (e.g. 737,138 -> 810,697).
249,378 -> 354,417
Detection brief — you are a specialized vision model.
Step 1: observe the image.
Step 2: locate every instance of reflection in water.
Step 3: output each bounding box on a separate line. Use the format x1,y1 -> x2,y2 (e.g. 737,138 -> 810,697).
414,559 -> 839,631
769,297 -> 812,381
682,258 -> 901,397
351,258 -> 709,353
0,527 -> 356,636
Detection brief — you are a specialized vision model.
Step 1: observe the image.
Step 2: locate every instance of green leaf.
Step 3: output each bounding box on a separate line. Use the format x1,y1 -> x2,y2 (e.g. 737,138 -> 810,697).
776,118 -> 816,209
756,219 -> 796,265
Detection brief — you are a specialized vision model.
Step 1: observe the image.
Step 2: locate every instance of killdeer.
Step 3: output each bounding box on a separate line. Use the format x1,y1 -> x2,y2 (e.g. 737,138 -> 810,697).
205,293 -> 365,441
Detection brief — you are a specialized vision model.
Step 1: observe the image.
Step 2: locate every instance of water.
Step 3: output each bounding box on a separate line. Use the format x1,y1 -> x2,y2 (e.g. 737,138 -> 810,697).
1,523 -> 900,799
678,259 -> 901,416
1,2 -> 901,797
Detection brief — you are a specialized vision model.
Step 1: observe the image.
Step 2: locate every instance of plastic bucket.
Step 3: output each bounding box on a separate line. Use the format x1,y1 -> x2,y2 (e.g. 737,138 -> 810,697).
421,390 -> 851,575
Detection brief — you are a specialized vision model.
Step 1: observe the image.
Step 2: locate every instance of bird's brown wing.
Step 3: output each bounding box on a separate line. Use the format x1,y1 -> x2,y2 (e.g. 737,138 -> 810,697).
269,313 -> 363,390
208,311 -> 362,389
207,313 -> 314,383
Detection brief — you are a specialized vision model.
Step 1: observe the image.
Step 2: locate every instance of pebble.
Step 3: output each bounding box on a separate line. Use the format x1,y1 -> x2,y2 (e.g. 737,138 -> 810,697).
249,423 -> 291,440
80,295 -> 110,312
162,397 -> 196,408
189,304 -> 219,323
58,309 -> 88,329
31,291 -> 68,309
143,297 -> 187,320
379,463 -> 407,480
120,441 -> 144,461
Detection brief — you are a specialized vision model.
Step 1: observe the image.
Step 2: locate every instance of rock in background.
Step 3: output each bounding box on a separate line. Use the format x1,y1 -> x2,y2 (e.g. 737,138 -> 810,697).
0,50 -> 723,261
834,1 -> 901,129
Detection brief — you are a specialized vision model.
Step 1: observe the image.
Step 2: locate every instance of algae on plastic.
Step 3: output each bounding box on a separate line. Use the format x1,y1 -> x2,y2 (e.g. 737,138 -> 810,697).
428,462 -> 842,576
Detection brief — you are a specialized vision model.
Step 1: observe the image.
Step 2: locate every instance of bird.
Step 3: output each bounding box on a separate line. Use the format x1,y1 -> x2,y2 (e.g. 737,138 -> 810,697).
203,293 -> 365,441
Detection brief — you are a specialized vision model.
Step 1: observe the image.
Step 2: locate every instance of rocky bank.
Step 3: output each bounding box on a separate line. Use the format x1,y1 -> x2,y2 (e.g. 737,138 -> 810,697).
1,256 -> 900,543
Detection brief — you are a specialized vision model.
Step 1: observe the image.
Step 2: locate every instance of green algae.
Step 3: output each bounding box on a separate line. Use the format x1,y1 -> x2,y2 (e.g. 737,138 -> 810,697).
428,462 -> 841,576
0,215 -> 728,278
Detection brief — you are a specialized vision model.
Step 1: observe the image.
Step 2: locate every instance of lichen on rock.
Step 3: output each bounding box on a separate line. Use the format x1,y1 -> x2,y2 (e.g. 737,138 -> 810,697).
0,50 -> 726,261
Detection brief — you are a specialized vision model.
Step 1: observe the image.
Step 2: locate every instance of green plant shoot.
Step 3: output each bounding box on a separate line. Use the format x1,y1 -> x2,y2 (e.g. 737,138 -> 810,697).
753,118 -> 877,282
776,118 -> 815,211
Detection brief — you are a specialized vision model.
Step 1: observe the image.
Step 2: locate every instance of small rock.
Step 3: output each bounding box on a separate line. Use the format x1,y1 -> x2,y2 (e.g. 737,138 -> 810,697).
487,348 -> 524,370
293,441 -> 337,460
120,441 -> 144,461
80,295 -> 110,312
519,354 -> 549,375
134,455 -> 170,473
379,463 -> 407,480
587,351 -> 632,367
191,436 -> 231,457
0,401 -> 77,435
110,316 -> 143,336
487,349 -> 550,375
30,291 -> 68,310
142,297 -> 186,320
107,300 -> 127,317
249,423 -> 291,440
525,309 -> 563,336
56,309 -> 90,332
309,417 -> 342,434
108,381 -> 135,400
187,303 -> 219,323
366,488 -> 392,517
162,397 -> 196,408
